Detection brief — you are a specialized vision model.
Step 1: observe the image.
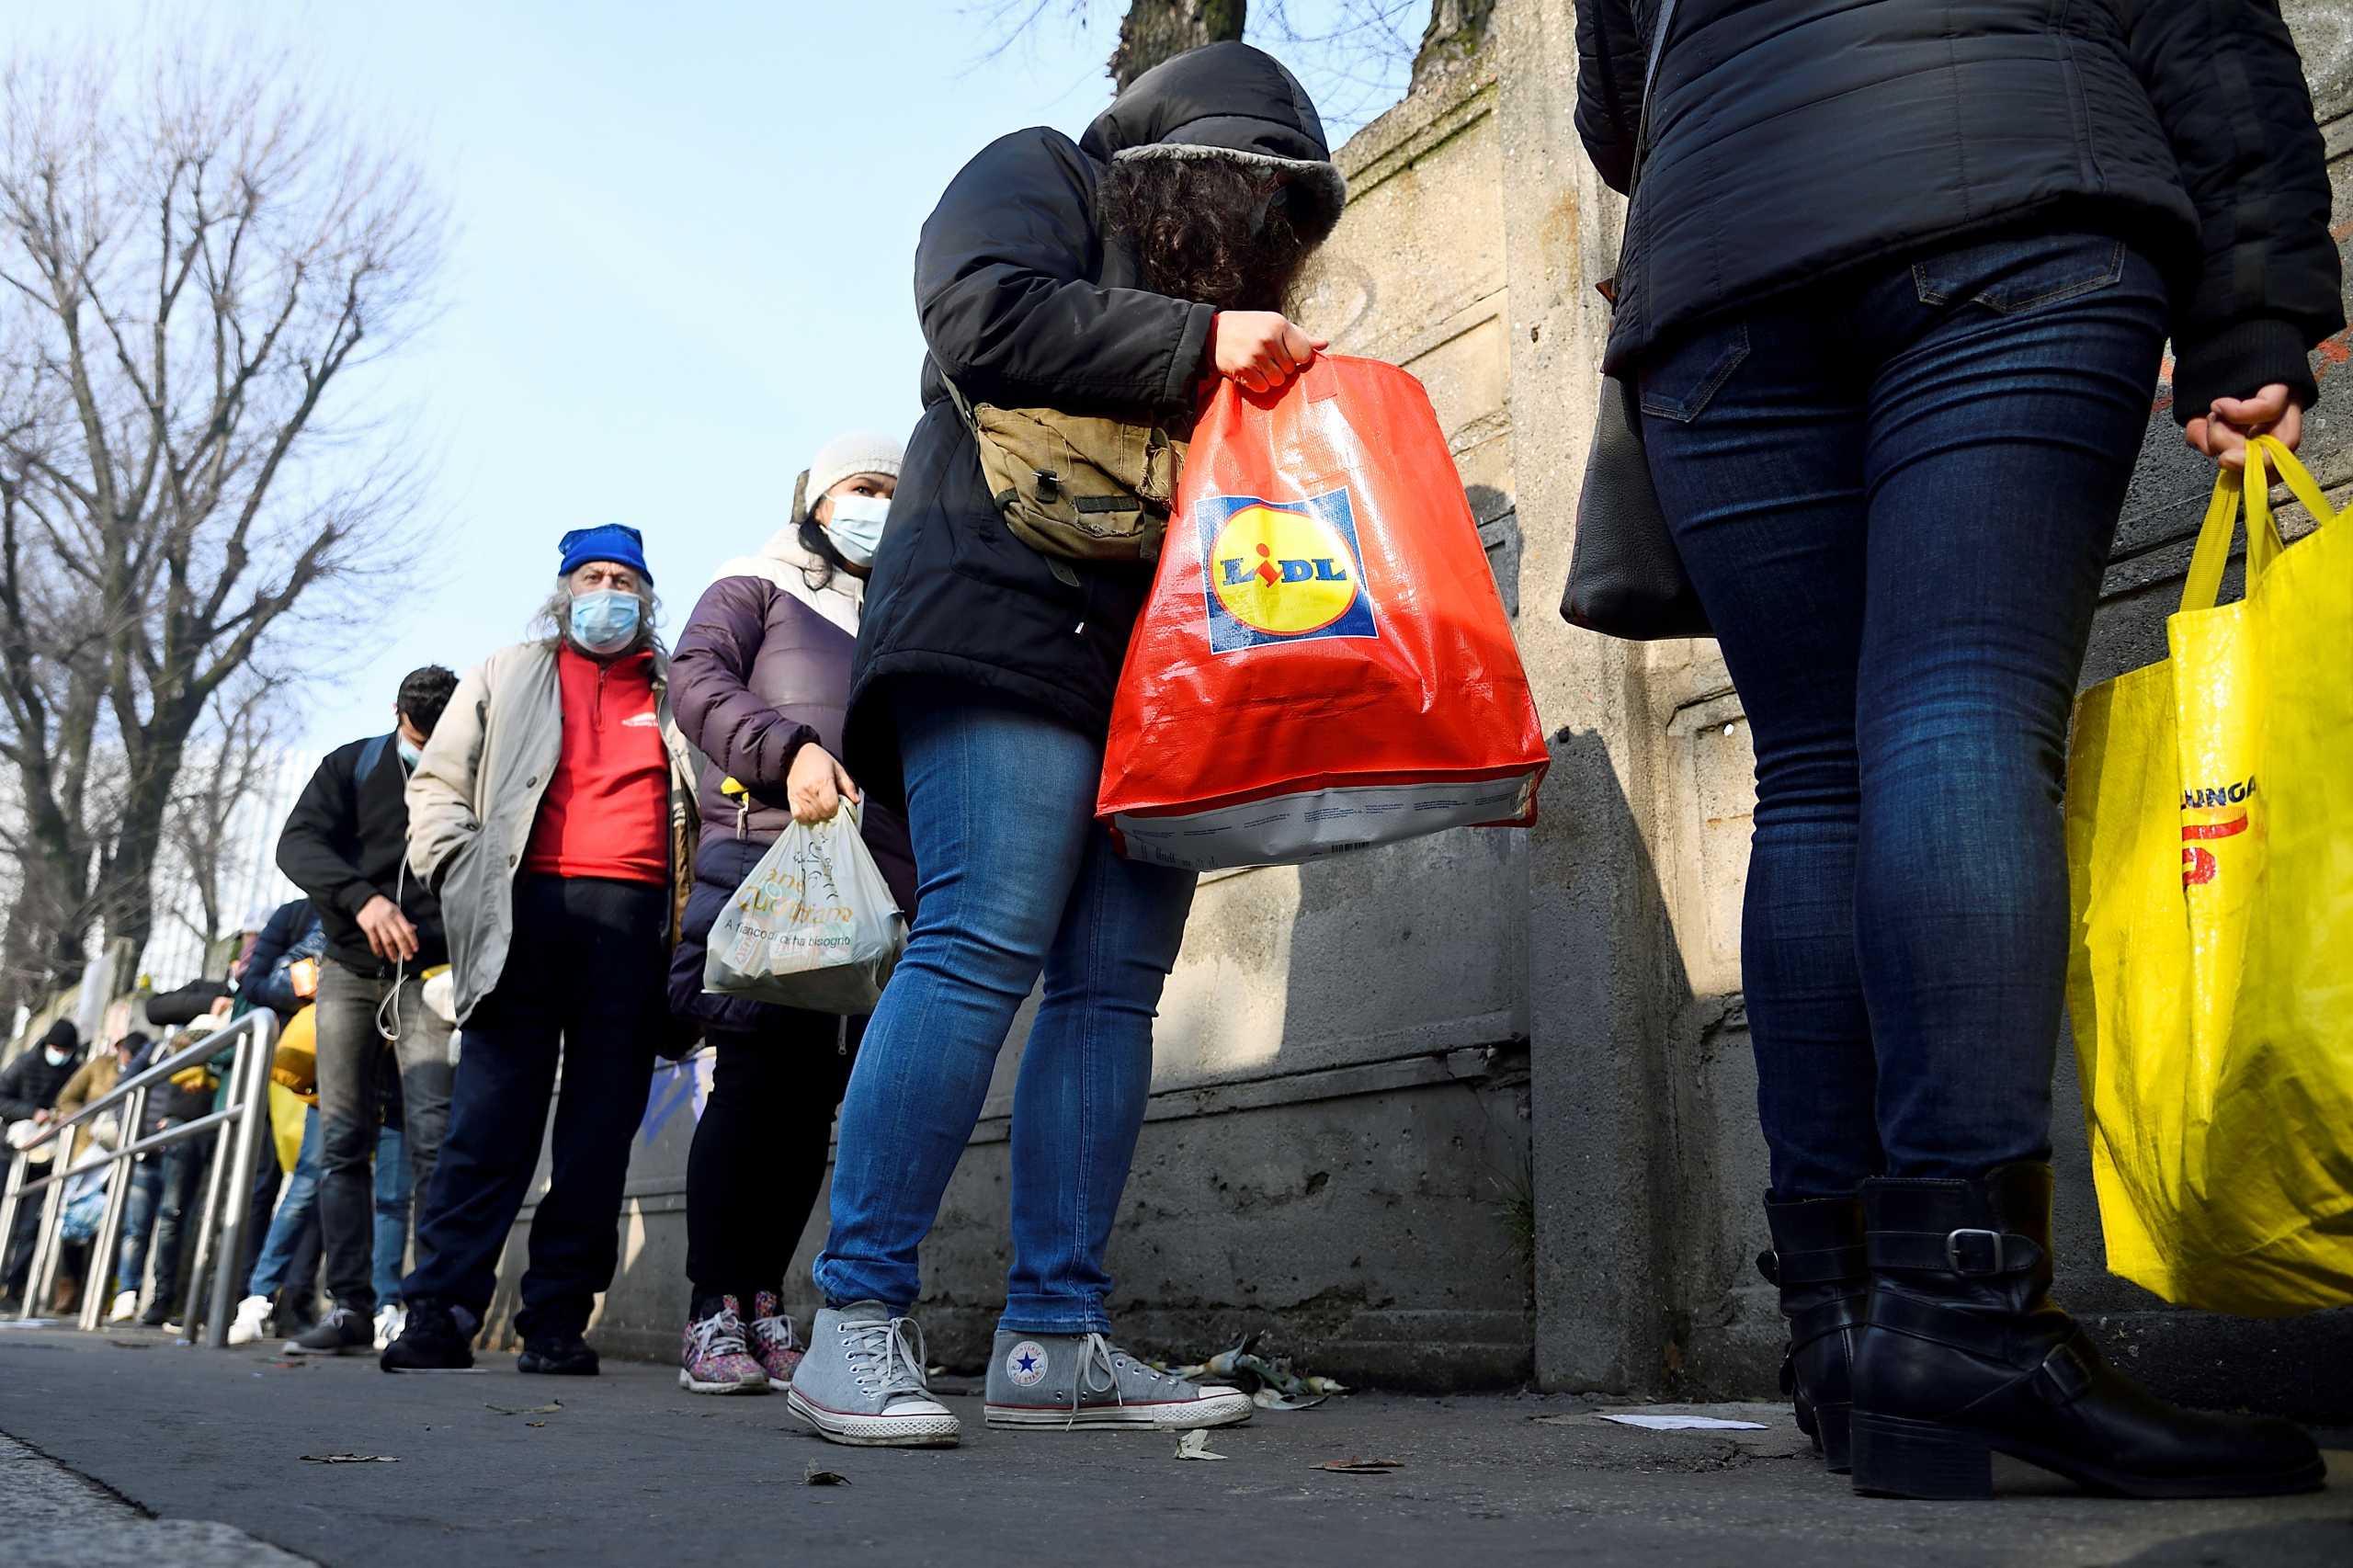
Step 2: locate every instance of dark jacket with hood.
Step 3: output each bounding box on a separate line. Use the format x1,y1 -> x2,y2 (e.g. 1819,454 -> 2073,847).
844,41 -> 1346,809
277,733 -> 449,978
1574,0 -> 2342,418
239,897 -> 326,1022
0,1020 -> 78,1125
666,529 -> 920,1032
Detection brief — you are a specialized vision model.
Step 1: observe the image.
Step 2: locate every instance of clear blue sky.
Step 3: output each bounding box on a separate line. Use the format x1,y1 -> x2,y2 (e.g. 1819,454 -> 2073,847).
13,0 -> 1411,761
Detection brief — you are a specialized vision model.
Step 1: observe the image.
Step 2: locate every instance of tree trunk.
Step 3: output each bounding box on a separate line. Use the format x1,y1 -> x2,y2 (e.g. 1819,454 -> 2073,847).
100,703 -> 202,980
1109,0 -> 1246,93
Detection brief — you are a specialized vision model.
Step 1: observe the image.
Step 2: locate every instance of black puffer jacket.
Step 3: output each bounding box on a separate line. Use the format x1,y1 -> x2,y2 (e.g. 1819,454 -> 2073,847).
845,41 -> 1340,808
1574,1 -> 2342,418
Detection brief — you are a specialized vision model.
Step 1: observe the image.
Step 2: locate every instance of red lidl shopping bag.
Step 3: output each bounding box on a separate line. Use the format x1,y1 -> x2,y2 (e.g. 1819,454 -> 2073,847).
1098,355 -> 1548,869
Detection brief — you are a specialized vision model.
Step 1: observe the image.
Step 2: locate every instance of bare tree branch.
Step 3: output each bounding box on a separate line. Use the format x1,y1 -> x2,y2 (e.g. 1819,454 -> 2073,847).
0,28 -> 445,1016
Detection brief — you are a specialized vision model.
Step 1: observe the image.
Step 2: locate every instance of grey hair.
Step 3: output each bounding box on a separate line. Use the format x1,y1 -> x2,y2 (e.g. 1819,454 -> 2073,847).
534,575 -> 664,655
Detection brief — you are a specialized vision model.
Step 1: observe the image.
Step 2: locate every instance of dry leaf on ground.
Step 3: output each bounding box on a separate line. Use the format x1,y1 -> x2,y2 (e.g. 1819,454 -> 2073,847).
300,1454 -> 398,1464
1314,1458 -> 1404,1474
485,1402 -> 563,1415
805,1464 -> 852,1486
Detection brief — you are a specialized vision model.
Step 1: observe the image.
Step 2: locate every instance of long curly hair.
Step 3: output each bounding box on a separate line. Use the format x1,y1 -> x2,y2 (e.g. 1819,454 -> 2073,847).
1097,154 -> 1313,312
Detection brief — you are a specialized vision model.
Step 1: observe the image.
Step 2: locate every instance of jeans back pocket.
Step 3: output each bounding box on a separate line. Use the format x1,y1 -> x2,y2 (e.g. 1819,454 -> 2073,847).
1912,233 -> 2126,316
1639,321 -> 1751,424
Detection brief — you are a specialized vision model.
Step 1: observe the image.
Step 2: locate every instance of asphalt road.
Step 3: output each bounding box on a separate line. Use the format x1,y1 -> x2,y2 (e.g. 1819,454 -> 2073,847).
1,1324 -> 2347,1567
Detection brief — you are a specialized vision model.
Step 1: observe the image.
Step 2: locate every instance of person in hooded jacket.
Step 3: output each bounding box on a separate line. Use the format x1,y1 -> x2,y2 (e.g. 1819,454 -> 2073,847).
664,428 -> 920,1395
1572,0 -> 2339,1503
0,1018 -> 82,1307
789,41 -> 1347,1450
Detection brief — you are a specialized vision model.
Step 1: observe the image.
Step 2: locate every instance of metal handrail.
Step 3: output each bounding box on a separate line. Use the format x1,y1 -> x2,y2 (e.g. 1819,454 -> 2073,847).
0,1008 -> 277,1347
7,1025 -> 252,1155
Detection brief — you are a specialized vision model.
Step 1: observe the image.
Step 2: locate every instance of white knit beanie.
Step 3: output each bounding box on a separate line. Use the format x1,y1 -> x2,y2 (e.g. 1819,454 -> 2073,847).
803,428 -> 905,519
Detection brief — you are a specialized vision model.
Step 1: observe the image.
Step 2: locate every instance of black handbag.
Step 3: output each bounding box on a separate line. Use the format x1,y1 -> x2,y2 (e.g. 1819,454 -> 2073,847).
1560,0 -> 1712,642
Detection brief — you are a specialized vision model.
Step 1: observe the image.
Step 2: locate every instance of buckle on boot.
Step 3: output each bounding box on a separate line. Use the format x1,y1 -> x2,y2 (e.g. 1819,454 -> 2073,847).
1944,1229 -> 2007,1274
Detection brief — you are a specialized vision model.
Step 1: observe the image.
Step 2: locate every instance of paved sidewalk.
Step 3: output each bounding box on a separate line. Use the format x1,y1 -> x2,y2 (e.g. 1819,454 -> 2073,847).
0,1324 -> 2347,1567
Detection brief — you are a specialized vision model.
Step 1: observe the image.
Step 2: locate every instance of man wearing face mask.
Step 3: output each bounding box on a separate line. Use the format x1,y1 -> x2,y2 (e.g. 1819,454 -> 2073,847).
0,1018 -> 83,1310
274,665 -> 460,1355
386,524 -> 700,1375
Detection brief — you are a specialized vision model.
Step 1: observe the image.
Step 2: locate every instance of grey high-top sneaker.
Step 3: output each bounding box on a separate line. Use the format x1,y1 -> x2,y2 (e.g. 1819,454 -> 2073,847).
983,1331 -> 1255,1431
785,1302 -> 961,1448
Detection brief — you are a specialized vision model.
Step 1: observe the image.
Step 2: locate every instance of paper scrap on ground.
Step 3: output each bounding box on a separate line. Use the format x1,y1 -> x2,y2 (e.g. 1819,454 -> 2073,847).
1315,1457 -> 1404,1474
1175,1430 -> 1229,1461
1253,1389 -> 1327,1412
1598,1414 -> 1769,1432
301,1453 -> 398,1464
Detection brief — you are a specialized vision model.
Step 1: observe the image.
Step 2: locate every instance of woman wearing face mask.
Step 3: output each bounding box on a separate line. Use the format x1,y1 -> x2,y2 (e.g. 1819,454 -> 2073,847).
385,524 -> 703,1375
661,432 -> 918,1395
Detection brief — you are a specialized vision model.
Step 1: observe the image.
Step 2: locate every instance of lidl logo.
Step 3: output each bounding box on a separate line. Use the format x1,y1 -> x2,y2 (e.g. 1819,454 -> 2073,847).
1198,490 -> 1379,653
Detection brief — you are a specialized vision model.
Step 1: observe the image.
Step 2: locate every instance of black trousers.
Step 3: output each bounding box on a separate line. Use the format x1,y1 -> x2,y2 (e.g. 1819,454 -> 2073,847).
404,876 -> 665,1342
685,1019 -> 858,1309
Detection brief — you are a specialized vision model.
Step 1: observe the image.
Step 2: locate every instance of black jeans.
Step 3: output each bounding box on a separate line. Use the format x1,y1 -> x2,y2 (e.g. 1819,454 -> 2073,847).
686,1020 -> 859,1309
315,959 -> 452,1315
404,876 -> 666,1342
1639,230 -> 2170,1199
120,1131 -> 209,1311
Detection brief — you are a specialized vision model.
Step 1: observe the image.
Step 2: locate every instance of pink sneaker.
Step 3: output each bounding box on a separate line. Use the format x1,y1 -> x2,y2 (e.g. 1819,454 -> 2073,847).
678,1298 -> 770,1395
749,1290 -> 805,1390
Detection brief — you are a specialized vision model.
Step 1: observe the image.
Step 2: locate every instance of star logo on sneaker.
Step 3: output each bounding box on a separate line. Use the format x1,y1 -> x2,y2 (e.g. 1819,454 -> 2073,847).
1006,1340 -> 1049,1387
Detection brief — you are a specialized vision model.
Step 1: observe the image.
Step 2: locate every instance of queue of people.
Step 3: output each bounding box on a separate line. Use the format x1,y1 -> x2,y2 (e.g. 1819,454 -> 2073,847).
1,16 -> 2341,1506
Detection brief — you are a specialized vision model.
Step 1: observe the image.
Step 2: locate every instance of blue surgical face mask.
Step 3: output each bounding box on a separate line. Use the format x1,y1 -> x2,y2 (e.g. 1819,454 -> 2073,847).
44,1046 -> 70,1067
824,494 -> 892,568
568,589 -> 642,653
396,738 -> 423,769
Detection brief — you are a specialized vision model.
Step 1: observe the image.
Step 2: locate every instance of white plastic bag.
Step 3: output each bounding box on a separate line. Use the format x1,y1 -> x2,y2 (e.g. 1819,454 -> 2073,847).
703,805 -> 906,1015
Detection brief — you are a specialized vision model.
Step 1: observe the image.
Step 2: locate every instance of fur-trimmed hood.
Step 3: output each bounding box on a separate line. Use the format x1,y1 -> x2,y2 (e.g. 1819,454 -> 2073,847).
709,524 -> 863,636
1080,40 -> 1346,240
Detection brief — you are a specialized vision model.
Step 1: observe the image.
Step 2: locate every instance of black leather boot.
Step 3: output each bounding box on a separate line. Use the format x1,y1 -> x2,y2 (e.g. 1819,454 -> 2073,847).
1757,1193 -> 1868,1471
1850,1163 -> 2325,1500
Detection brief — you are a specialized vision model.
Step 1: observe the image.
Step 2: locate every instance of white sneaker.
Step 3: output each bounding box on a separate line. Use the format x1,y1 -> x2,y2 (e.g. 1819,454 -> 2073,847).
227,1294 -> 273,1346
374,1303 -> 407,1352
108,1290 -> 139,1324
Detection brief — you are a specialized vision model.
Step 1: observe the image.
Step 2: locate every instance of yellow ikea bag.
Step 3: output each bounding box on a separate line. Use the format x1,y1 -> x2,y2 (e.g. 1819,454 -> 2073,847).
2063,436 -> 2353,1315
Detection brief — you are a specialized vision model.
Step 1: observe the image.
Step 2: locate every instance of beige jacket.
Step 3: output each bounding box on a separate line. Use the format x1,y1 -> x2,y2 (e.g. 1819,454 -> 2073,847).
405,640 -> 699,1025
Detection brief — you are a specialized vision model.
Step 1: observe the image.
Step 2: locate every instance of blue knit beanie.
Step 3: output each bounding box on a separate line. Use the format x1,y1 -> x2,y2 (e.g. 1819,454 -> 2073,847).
557,523 -> 653,585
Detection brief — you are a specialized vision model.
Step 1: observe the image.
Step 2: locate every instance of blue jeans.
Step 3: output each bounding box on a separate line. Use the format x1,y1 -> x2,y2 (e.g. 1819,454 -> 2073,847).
247,1114 -> 411,1303
1638,230 -> 2169,1200
372,1125 -> 411,1307
247,1110 -> 324,1299
813,688 -> 1198,1333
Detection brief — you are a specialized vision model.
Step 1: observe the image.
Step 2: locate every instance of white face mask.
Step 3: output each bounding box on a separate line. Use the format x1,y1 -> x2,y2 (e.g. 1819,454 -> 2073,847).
824,493 -> 892,567
44,1047 -> 70,1066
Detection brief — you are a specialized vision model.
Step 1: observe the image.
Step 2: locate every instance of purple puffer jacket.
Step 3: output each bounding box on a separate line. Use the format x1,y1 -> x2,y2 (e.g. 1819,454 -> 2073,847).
666,531 -> 918,1032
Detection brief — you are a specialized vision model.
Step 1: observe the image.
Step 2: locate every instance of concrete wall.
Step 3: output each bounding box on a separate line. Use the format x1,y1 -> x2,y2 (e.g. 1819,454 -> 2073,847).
501,0 -> 2353,1413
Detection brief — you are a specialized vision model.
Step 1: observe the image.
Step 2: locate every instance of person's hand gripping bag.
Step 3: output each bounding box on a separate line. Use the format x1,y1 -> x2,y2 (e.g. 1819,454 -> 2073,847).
1098,355 -> 1548,869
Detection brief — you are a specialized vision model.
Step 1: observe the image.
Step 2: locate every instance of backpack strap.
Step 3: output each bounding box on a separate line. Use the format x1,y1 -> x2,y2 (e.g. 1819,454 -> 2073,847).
356,732 -> 393,786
